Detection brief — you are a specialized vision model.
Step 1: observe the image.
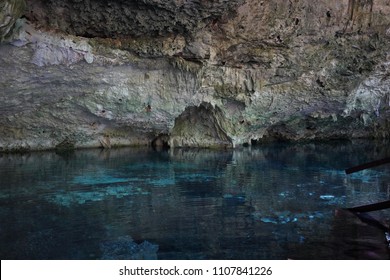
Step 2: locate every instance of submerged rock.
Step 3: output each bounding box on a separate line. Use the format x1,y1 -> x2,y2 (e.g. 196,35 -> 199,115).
320,195 -> 336,200
252,210 -> 325,225
100,236 -> 158,260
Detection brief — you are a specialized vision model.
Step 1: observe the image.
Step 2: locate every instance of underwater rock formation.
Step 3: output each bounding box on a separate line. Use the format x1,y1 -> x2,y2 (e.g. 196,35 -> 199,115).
100,236 -> 158,260
1,0 -> 390,151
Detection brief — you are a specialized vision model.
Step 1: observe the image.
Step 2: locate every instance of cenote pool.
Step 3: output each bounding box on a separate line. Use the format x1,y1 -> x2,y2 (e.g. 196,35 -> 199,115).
0,140 -> 389,260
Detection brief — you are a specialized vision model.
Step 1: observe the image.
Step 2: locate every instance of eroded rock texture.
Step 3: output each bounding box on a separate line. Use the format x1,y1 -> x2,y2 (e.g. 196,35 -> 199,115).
170,102 -> 233,148
1,0 -> 390,151
0,0 -> 25,41
25,0 -> 244,38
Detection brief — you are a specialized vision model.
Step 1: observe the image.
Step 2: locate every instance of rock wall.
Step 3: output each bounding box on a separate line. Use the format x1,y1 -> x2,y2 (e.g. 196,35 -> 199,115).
24,0 -> 244,38
169,102 -> 233,148
1,0 -> 390,151
0,0 -> 25,41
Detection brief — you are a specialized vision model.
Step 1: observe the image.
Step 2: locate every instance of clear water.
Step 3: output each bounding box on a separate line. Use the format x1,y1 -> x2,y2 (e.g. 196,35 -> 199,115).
1,140 -> 389,260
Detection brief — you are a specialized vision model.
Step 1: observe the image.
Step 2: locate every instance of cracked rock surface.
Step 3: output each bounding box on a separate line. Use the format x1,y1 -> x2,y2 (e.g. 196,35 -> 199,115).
1,0 -> 390,151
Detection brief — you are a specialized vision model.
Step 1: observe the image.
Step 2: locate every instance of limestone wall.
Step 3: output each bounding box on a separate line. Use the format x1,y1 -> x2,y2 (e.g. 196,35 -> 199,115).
1,0 -> 390,151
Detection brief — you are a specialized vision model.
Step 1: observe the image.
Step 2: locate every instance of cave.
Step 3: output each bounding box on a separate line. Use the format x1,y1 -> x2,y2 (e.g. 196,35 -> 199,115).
169,102 -> 233,148
1,0 -> 390,265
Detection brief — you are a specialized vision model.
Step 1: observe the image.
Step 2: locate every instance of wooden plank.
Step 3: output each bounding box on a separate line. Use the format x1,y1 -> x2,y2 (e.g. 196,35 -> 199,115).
345,157 -> 390,174
346,200 -> 390,212
353,212 -> 389,231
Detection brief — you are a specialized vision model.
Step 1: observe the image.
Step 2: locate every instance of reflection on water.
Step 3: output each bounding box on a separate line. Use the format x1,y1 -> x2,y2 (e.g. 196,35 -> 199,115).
0,140 -> 389,260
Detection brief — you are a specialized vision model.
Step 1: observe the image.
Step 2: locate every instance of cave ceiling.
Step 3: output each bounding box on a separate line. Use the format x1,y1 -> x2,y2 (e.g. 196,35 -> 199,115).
25,0 -> 244,38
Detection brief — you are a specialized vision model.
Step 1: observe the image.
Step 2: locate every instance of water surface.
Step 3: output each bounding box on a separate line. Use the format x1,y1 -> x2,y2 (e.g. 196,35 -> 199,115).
1,140 -> 389,259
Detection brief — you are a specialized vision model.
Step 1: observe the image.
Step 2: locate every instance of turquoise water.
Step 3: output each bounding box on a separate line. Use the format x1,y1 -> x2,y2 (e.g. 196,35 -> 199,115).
0,141 -> 389,259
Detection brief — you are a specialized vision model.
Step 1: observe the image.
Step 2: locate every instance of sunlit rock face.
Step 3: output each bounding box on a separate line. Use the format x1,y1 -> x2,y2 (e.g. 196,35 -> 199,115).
1,0 -> 390,151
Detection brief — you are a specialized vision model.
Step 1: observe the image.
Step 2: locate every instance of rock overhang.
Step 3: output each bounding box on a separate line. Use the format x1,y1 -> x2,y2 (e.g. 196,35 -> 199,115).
1,0 -> 390,152
24,0 -> 245,38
